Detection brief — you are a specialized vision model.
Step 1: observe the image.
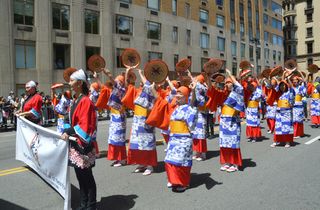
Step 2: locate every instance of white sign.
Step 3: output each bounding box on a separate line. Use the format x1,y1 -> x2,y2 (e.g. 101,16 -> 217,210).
16,117 -> 70,210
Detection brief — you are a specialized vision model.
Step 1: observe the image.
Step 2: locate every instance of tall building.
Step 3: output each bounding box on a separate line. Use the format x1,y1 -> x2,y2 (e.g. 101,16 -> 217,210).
0,0 -> 284,96
283,0 -> 320,75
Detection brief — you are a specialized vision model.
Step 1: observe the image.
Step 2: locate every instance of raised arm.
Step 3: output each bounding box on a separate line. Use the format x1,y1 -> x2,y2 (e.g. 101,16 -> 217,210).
102,68 -> 115,85
137,69 -> 147,84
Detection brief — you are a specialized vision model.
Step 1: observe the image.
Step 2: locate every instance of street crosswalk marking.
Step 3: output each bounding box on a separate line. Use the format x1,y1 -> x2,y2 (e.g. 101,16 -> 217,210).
305,136 -> 320,145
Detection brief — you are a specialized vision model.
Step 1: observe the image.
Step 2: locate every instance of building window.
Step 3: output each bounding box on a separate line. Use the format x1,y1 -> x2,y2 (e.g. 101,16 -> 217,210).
119,0 -> 132,3
273,50 -> 276,60
217,37 -> 225,51
86,47 -> 100,70
271,18 -> 282,31
172,0 -> 177,15
231,41 -> 237,56
248,0 -> 252,20
85,10 -> 99,34
52,3 -> 70,30
86,0 -> 98,5
306,27 -> 313,38
116,48 -> 125,68
307,42 -> 313,54
216,0 -> 223,6
240,22 -> 245,37
116,15 -> 133,35
216,15 -> 225,28
15,40 -> 35,69
263,14 -> 268,25
14,0 -> 34,25
249,46 -> 254,61
271,1 -> 282,15
264,48 -> 270,60
241,43 -> 246,58
199,9 -> 208,24
200,33 -> 209,49
306,13 -> 313,22
264,31 -> 269,43
277,36 -> 283,46
256,47 -> 261,59
201,58 -> 210,71
147,0 -> 159,11
263,0 -> 268,9
172,26 -> 178,43
174,54 -> 179,68
239,3 -> 244,19
307,0 -> 313,8
278,51 -> 281,61
230,19 -> 235,34
186,29 -> 191,45
185,3 -> 190,19
230,0 -> 235,18
232,62 -> 237,75
147,21 -> 161,40
148,51 -> 162,61
53,44 -> 70,69
272,34 -> 277,45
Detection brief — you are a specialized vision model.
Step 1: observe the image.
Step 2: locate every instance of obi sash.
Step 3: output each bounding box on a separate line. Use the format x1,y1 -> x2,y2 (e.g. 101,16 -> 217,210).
295,94 -> 302,102
134,105 -> 149,117
247,100 -> 259,108
221,105 -> 239,117
278,100 -> 290,108
170,121 -> 189,134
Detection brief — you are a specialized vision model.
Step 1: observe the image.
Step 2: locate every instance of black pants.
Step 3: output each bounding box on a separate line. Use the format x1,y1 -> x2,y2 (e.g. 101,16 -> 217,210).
74,167 -> 97,210
206,113 -> 214,136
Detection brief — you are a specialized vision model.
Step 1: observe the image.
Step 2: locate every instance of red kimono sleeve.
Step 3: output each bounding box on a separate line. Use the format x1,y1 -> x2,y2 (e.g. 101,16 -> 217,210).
121,84 -> 140,110
146,97 -> 176,130
206,86 -> 229,112
307,82 -> 314,95
96,86 -> 111,110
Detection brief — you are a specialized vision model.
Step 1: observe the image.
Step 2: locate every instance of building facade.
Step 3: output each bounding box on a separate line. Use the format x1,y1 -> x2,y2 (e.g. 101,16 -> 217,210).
283,0 -> 320,76
0,0 -> 284,96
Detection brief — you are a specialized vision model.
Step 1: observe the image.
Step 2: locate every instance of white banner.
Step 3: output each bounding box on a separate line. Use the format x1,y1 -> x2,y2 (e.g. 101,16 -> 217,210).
16,117 -> 70,210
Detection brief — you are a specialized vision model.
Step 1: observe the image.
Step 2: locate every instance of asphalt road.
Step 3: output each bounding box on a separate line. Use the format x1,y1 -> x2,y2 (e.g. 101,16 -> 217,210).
0,118 -> 320,210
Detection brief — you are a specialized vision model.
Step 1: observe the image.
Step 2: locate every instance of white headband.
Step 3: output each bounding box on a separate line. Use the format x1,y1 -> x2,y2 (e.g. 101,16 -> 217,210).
70,69 -> 87,81
26,81 -> 37,88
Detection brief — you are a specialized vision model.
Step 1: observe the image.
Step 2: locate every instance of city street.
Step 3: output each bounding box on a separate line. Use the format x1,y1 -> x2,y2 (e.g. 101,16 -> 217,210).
0,118 -> 320,210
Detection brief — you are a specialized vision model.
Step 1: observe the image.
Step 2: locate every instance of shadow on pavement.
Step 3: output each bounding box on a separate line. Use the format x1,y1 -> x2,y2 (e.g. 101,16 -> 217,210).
189,173 -> 222,190
0,199 -> 28,210
98,194 -> 138,210
154,161 -> 165,173
240,158 -> 257,171
205,150 -> 220,160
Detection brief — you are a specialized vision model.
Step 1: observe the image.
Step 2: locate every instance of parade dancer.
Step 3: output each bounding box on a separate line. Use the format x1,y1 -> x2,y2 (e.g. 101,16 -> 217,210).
271,79 -> 295,148
54,90 -> 71,134
61,68 -> 97,210
219,69 -> 244,172
245,77 -> 262,142
308,77 -> 320,128
149,83 -> 198,192
125,69 -> 157,176
103,68 -> 128,167
192,74 -> 208,161
264,76 -> 281,134
292,73 -> 307,138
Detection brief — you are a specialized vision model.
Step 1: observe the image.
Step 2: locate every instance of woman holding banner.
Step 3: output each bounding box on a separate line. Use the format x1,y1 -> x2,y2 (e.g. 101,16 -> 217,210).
16,81 -> 43,124
61,68 -> 97,210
